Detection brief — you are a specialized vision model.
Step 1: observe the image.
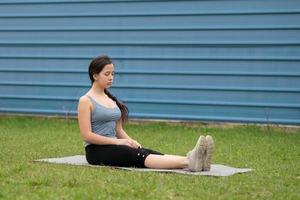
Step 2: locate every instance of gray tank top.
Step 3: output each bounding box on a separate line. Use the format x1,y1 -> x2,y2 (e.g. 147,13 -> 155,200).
84,95 -> 121,146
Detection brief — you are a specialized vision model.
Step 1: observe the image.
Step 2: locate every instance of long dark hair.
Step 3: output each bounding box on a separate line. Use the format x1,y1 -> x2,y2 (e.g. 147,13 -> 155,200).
88,55 -> 129,123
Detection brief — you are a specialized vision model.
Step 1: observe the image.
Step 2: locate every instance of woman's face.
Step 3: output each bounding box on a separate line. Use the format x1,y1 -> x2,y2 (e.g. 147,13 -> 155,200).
93,63 -> 114,88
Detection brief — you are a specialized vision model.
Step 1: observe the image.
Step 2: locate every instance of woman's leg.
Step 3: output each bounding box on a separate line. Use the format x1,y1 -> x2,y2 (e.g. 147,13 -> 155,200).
144,135 -> 208,170
85,144 -> 147,167
144,135 -> 210,171
144,154 -> 189,169
85,135 -> 214,171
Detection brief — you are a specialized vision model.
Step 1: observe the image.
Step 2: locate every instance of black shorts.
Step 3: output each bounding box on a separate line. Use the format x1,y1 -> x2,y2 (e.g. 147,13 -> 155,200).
85,144 -> 164,168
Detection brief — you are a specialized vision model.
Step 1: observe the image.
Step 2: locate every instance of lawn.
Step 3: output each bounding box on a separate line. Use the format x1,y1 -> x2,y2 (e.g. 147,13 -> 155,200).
0,115 -> 299,200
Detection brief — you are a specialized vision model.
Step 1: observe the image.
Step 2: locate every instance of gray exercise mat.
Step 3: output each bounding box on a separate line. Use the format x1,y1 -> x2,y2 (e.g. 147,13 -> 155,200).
34,155 -> 253,176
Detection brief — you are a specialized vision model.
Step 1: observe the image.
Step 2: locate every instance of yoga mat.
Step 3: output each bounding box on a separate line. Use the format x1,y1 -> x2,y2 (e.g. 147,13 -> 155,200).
34,155 -> 252,176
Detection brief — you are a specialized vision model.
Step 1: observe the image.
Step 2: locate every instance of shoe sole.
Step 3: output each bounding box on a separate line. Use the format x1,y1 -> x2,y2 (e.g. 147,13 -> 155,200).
203,135 -> 214,171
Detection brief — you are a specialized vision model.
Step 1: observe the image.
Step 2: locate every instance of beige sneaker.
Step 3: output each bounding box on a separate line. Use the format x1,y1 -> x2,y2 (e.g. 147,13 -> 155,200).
203,135 -> 214,171
187,135 -> 206,172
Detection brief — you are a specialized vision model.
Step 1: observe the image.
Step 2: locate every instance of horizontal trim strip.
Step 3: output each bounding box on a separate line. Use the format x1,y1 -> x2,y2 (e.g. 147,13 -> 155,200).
1,27 -> 300,32
1,95 -> 299,109
0,68 -> 85,73
124,99 -> 300,109
130,113 -> 300,125
1,108 -> 299,125
114,71 -> 300,77
2,108 -> 299,125
114,84 -> 300,93
0,108 -> 76,115
1,95 -> 79,101
1,11 -> 300,18
1,81 -> 299,93
0,41 -> 299,46
0,68 -> 299,77
0,0 -> 298,8
0,81 -> 89,87
0,0 -> 207,5
0,55 -> 299,61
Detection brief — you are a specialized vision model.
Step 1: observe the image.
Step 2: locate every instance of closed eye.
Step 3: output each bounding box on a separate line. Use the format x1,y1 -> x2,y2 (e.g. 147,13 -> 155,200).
105,72 -> 114,76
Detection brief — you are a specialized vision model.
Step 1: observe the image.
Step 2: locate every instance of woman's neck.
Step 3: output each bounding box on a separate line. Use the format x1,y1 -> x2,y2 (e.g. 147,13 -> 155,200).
90,84 -> 106,96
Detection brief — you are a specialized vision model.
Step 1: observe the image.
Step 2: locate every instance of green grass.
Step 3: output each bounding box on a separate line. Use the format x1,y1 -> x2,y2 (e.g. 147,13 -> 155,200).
0,116 -> 299,200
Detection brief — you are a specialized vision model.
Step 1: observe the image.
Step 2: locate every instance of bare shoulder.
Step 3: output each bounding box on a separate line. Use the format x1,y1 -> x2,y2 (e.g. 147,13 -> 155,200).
78,95 -> 92,109
79,95 -> 90,103
78,95 -> 93,125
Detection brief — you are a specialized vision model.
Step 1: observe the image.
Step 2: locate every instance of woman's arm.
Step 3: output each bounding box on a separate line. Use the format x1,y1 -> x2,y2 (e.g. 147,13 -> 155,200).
116,119 -> 141,148
77,96 -> 119,145
115,118 -> 131,139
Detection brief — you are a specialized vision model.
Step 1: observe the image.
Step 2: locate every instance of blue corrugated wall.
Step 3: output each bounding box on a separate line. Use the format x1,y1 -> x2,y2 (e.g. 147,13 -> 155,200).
0,0 -> 299,125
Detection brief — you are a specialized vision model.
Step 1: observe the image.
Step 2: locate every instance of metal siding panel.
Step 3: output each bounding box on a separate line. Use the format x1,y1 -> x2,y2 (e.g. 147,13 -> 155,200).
0,44 -> 300,59
0,0 -> 299,125
1,0 -> 300,16
1,29 -> 300,44
1,14 -> 300,30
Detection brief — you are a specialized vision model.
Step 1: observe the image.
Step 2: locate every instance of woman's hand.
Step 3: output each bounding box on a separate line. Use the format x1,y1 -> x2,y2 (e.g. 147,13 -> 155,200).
130,139 -> 142,149
116,139 -> 141,149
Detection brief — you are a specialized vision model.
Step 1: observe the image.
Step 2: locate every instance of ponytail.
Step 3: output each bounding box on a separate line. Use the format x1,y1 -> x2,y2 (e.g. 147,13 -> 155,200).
104,89 -> 129,123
